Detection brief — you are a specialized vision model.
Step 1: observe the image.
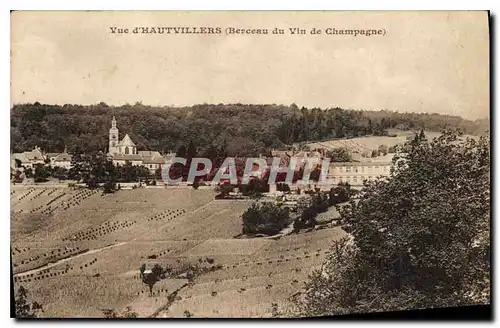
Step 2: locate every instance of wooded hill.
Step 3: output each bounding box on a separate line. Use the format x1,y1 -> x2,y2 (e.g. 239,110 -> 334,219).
10,102 -> 489,155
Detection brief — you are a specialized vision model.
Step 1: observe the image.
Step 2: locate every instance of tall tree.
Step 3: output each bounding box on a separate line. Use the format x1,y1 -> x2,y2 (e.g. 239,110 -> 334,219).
298,130 -> 490,315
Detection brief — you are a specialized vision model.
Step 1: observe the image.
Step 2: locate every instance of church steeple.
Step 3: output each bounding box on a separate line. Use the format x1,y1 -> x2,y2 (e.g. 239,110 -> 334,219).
109,116 -> 119,155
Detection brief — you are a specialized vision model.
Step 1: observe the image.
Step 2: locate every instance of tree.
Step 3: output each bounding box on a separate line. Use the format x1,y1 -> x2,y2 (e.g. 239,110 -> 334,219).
192,180 -> 199,189
239,178 -> 269,197
176,144 -> 187,158
154,167 -> 163,180
118,161 -> 138,182
103,160 -> 117,193
378,144 -> 388,156
12,170 -> 25,183
139,264 -> 166,296
298,130 -> 490,315
102,306 -> 137,318
328,182 -> 351,206
68,152 -> 87,181
15,286 -> 43,318
294,192 -> 330,231
242,202 -> 291,235
33,164 -> 50,183
136,165 -> 150,181
52,166 -> 69,180
326,148 -> 352,162
187,140 -> 197,158
276,183 -> 291,192
68,151 -> 109,188
215,184 -> 234,198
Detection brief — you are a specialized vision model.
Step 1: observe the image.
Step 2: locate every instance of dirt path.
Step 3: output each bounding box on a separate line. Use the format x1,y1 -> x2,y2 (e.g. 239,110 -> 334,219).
147,282 -> 191,318
14,242 -> 127,277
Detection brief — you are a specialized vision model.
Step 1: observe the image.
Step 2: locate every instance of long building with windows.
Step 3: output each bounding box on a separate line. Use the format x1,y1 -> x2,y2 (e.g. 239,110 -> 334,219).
326,160 -> 392,186
266,149 -> 394,188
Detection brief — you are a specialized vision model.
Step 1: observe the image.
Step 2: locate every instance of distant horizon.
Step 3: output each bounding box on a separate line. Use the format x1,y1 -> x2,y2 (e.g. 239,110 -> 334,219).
10,101 -> 490,121
11,12 -> 489,121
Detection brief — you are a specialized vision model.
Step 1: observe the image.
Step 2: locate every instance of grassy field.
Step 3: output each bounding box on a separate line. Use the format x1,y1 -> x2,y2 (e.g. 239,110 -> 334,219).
11,185 -> 346,318
306,131 -> 443,155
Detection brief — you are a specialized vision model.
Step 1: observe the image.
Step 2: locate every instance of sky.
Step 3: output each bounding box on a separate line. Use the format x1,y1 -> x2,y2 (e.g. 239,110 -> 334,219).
10,11 -> 490,120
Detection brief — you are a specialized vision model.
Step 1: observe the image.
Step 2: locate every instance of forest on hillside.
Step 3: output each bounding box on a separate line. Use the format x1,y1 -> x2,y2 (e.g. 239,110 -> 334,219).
10,102 -> 489,156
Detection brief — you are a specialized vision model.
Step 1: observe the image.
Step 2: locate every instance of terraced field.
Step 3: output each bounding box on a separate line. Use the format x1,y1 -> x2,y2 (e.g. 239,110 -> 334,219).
11,185 -> 346,318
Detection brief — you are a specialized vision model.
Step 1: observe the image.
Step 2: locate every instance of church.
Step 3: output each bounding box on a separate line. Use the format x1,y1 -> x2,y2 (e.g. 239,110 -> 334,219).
107,116 -> 174,173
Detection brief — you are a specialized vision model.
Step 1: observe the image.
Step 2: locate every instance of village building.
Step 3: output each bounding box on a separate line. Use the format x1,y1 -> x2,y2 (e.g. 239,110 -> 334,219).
46,147 -> 73,169
52,152 -> 73,170
11,146 -> 46,170
11,146 -> 73,173
326,160 -> 392,186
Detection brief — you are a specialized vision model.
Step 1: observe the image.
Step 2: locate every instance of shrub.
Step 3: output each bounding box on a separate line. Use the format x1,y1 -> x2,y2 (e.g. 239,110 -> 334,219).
242,202 -> 291,235
15,286 -> 43,318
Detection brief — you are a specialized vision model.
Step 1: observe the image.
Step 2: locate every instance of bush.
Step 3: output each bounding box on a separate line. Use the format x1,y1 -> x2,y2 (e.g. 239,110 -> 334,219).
242,202 -> 291,235
276,183 -> 291,192
103,180 -> 116,194
15,286 -> 43,318
34,164 -> 49,183
328,183 -> 351,206
293,192 -> 330,231
192,180 -> 199,189
102,306 -> 138,318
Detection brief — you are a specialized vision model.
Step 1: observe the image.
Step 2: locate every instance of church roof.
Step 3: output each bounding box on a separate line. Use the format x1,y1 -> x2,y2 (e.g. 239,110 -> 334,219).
137,150 -> 162,157
24,148 -> 44,161
112,152 -> 167,164
54,153 -> 72,162
113,154 -> 144,161
118,134 -> 136,146
142,157 -> 166,164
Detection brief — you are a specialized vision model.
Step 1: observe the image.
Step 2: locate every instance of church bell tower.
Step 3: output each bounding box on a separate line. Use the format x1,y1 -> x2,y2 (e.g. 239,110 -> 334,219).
109,116 -> 119,154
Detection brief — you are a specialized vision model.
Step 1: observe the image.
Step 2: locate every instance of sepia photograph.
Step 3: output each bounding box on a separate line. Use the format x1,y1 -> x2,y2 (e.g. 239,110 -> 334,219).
9,10 -> 490,319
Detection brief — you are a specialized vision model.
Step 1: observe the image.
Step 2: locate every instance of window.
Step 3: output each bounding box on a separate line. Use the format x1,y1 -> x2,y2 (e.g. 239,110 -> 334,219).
345,167 -> 351,173
125,147 -> 129,155
360,166 -> 364,173
353,176 -> 358,182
